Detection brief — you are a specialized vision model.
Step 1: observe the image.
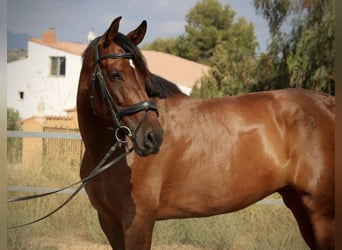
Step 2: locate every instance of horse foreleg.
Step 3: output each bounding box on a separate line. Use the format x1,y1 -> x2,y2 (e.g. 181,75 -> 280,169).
279,186 -> 335,250
278,187 -> 316,249
122,211 -> 156,250
308,211 -> 334,250
98,212 -> 125,250
302,191 -> 335,250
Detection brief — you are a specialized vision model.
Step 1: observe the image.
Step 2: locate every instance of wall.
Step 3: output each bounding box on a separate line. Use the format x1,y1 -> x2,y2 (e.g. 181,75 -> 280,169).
21,117 -> 45,169
7,41 -> 83,120
20,110 -> 83,169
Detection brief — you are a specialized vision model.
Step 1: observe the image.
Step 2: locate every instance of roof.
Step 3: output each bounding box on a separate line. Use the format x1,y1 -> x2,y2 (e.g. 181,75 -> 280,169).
29,38 -> 87,56
29,31 -> 209,89
19,114 -> 70,124
142,50 -> 209,88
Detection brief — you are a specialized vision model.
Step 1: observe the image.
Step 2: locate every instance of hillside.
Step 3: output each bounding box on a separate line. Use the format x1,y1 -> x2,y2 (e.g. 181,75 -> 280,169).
7,49 -> 27,63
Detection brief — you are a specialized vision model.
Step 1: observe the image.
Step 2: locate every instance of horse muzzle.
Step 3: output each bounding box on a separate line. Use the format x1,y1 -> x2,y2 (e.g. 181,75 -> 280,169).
116,100 -> 163,156
133,123 -> 163,156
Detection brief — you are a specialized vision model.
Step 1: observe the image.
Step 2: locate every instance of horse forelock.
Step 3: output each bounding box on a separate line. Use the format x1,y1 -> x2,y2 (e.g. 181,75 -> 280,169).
114,33 -> 150,79
82,33 -> 151,85
81,34 -> 184,99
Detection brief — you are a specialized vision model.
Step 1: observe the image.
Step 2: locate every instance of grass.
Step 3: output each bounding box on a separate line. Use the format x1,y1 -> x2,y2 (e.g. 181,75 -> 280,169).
7,159 -> 108,249
153,204 -> 308,249
7,159 -> 309,250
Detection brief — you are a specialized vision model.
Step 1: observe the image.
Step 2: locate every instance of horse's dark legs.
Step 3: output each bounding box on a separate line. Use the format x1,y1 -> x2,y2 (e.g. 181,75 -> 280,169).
123,212 -> 156,250
301,192 -> 335,250
98,212 -> 125,250
279,187 -> 335,250
307,211 -> 334,250
278,187 -> 316,249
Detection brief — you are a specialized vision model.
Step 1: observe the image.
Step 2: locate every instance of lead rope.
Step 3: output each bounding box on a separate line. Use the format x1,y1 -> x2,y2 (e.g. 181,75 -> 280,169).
7,141 -> 133,229
8,104 -> 155,229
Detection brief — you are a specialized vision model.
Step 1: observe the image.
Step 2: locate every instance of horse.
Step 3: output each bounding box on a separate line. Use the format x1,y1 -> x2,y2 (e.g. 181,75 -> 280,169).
77,19 -> 335,250
76,16 -> 164,246
77,16 -> 164,157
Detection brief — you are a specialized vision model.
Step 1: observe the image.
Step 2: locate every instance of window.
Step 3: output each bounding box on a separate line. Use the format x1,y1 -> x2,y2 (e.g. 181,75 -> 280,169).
18,91 -> 24,100
50,56 -> 66,76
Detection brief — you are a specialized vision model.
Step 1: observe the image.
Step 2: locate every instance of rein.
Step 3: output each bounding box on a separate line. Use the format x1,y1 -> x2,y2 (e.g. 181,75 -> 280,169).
7,40 -> 158,230
7,141 -> 133,230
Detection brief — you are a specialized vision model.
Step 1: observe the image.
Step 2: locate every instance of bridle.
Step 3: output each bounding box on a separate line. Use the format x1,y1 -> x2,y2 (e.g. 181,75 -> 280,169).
8,140 -> 133,229
7,40 -> 161,229
89,41 -> 159,142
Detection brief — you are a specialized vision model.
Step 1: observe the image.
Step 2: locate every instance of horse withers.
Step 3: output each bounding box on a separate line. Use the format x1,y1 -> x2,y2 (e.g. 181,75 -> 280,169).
78,18 -> 335,250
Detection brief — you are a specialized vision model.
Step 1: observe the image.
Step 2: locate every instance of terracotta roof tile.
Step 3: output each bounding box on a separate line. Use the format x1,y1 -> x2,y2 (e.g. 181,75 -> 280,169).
142,50 -> 209,88
30,39 -> 209,88
29,38 -> 87,55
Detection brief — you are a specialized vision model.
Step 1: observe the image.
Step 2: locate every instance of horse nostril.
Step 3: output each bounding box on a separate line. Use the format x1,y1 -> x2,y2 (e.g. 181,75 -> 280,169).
146,131 -> 156,145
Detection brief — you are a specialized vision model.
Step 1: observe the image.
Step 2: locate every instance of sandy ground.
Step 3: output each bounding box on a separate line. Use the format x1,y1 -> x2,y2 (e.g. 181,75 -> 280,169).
30,236 -> 205,250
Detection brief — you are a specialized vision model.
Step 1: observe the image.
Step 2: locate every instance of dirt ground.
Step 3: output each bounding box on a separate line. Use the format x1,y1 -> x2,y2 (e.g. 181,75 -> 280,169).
30,236 -> 205,250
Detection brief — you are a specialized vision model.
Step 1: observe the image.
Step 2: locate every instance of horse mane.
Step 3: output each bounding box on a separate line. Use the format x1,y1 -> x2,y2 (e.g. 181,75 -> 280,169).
82,37 -> 100,59
147,73 -> 185,98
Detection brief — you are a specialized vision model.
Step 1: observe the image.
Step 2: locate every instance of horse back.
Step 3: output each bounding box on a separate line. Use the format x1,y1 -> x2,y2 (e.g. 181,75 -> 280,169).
151,88 -> 335,217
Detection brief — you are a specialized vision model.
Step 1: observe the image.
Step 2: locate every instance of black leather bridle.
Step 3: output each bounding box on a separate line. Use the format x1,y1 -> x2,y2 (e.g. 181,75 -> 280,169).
7,40 -> 161,230
89,41 -> 159,142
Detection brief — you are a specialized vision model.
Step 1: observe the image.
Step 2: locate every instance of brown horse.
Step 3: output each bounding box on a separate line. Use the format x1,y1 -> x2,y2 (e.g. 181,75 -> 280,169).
77,16 -> 163,246
77,19 -> 335,250
77,16 -> 163,157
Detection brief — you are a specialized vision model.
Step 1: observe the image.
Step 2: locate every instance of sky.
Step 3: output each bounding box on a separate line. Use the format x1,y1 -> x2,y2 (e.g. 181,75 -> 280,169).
7,0 -> 270,52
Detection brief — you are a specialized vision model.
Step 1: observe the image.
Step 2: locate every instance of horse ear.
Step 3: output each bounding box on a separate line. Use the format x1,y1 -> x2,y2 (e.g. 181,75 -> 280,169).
126,20 -> 147,45
103,16 -> 122,48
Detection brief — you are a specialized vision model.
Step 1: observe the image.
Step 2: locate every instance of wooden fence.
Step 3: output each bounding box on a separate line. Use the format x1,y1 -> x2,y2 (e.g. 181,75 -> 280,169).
7,130 -> 84,168
42,127 -> 84,167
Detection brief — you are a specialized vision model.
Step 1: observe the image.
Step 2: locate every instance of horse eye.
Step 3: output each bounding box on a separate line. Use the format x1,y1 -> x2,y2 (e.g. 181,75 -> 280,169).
108,71 -> 123,81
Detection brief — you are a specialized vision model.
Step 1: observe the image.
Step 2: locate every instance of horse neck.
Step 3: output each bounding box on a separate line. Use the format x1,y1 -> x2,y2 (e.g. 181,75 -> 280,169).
155,93 -> 191,104
153,94 -> 191,122
77,101 -> 122,157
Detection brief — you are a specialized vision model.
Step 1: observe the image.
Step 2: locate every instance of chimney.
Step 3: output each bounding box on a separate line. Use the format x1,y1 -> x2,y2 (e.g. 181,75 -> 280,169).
42,27 -> 56,43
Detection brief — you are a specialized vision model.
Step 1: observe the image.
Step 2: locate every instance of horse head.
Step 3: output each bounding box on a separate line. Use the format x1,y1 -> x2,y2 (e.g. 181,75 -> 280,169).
77,17 -> 163,156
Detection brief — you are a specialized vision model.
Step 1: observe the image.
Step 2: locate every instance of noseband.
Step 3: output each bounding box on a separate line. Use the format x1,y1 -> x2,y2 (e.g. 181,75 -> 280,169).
89,41 -> 159,141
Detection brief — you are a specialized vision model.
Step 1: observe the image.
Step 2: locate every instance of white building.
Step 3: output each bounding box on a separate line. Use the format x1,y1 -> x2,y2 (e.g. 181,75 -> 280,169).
7,28 -> 86,119
7,28 -> 209,120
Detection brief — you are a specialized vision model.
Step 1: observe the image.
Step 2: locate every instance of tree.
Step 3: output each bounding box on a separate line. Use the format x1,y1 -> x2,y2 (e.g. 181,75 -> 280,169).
144,0 -> 259,97
253,0 -> 335,95
182,0 -> 236,64
7,108 -> 22,164
142,37 -> 180,55
7,108 -> 21,131
144,0 -> 257,64
192,39 -> 257,97
185,0 -> 258,97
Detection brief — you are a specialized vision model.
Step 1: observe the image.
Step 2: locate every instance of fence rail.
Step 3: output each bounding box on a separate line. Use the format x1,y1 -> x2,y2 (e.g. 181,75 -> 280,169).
7,130 -> 84,167
7,185 -> 284,205
7,130 -> 82,139
7,130 -> 284,206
